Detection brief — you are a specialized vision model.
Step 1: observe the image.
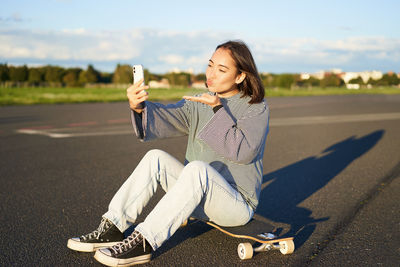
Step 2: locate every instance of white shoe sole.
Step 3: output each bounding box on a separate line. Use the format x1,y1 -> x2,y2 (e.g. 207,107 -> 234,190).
67,238 -> 121,252
94,249 -> 151,266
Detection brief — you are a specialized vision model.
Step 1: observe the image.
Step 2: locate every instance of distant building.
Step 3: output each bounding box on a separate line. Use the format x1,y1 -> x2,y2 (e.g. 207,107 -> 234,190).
362,71 -> 382,83
312,70 -> 326,80
191,81 -> 207,89
300,70 -> 326,80
170,68 -> 194,74
300,73 -> 310,80
341,72 -> 359,83
346,84 -> 360,89
149,78 -> 170,88
341,71 -> 383,84
301,70 -> 383,85
331,68 -> 343,75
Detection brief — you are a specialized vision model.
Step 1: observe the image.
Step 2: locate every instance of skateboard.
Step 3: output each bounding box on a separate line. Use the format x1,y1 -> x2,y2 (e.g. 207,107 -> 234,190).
182,216 -> 295,260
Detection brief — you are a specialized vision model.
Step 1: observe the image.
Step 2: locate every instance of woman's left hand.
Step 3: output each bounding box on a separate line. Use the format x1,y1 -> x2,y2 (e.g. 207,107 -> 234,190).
183,93 -> 221,108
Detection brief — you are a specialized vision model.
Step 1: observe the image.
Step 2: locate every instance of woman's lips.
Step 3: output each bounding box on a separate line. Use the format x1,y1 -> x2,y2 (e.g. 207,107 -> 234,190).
206,80 -> 213,86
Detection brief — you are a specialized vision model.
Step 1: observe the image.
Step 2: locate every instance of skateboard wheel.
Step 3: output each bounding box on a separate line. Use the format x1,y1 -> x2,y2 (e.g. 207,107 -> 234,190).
279,240 -> 295,255
238,242 -> 253,260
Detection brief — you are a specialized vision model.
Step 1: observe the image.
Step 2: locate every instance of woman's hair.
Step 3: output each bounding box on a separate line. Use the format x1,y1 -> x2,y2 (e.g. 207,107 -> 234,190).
216,40 -> 265,103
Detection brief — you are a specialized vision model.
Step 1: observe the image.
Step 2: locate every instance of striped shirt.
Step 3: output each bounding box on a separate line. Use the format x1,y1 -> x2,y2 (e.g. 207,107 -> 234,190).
131,92 -> 270,210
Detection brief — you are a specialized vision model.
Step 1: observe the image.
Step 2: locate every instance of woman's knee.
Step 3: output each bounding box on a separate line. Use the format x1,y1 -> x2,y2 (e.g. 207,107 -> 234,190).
184,160 -> 210,172
143,149 -> 169,160
181,161 -> 211,184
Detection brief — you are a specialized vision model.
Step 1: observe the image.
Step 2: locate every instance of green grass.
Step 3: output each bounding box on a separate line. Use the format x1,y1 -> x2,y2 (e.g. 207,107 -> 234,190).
0,87 -> 202,105
1,86 -> 399,106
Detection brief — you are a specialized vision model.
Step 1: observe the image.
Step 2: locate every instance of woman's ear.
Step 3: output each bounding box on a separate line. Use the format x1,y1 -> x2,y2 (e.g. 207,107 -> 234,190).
236,72 -> 246,84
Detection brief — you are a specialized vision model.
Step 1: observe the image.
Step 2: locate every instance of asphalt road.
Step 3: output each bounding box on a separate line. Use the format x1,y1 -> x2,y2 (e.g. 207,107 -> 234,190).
0,94 -> 399,266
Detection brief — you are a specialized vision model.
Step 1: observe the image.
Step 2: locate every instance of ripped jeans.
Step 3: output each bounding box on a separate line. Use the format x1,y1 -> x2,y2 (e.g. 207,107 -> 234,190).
103,149 -> 254,250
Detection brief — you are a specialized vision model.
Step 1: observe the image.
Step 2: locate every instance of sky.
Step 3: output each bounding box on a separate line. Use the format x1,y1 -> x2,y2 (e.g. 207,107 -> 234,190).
1,0 -> 399,74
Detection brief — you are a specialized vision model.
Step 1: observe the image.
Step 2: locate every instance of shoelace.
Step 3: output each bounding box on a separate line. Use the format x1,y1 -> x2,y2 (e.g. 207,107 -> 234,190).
81,218 -> 111,240
110,231 -> 142,255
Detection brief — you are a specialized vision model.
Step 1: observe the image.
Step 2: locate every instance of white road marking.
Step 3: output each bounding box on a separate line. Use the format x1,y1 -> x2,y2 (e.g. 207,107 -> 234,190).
16,128 -> 134,138
16,124 -> 133,138
15,112 -> 400,138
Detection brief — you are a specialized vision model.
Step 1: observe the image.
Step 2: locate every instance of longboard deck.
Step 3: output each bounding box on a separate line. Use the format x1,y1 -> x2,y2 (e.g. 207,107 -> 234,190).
182,216 -> 295,259
205,220 -> 293,244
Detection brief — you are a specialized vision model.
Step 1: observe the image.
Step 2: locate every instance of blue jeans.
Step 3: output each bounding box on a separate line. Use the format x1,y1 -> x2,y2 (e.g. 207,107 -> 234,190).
103,149 -> 254,250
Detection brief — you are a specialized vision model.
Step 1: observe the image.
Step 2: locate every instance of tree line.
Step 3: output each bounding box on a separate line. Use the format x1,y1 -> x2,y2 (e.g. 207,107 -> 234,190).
0,63 -> 398,88
0,64 -> 205,88
261,72 -> 399,89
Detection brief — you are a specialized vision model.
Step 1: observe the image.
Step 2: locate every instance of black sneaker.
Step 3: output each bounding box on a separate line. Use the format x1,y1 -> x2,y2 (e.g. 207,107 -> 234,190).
94,230 -> 152,266
67,218 -> 124,252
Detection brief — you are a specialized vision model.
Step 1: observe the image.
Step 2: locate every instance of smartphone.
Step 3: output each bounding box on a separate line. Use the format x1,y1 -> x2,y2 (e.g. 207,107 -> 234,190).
133,65 -> 145,86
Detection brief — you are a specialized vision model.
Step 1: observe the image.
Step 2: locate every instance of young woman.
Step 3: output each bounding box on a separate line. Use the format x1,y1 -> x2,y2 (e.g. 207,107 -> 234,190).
67,40 -> 269,266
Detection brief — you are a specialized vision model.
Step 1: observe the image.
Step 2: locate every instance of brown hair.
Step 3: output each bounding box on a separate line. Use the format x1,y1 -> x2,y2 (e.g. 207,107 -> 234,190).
216,40 -> 265,104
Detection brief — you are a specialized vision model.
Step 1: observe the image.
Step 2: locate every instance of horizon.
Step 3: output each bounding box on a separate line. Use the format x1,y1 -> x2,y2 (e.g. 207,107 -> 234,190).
1,62 -> 395,76
1,0 -> 399,74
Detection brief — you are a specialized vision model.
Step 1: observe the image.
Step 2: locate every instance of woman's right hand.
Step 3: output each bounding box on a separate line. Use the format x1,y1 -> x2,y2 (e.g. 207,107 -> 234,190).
127,79 -> 149,113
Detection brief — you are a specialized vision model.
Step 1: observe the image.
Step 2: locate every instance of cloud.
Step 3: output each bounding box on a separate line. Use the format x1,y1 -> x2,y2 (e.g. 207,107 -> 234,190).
0,28 -> 143,62
0,27 -> 399,73
159,54 -> 185,64
252,37 -> 400,72
0,13 -> 24,23
0,27 -> 227,72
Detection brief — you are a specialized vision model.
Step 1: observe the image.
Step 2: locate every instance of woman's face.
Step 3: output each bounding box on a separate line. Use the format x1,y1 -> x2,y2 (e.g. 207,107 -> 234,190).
206,48 -> 243,98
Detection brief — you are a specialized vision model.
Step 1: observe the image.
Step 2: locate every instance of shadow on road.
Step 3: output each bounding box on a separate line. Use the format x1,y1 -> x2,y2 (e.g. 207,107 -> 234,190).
128,130 -> 385,259
256,130 -> 384,249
